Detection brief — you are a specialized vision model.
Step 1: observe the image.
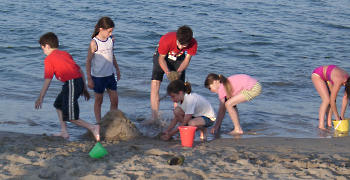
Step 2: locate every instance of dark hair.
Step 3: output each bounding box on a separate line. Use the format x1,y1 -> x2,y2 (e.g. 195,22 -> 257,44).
38,32 -> 59,48
167,80 -> 192,95
345,77 -> 350,99
92,16 -> 115,38
204,73 -> 233,99
176,25 -> 193,45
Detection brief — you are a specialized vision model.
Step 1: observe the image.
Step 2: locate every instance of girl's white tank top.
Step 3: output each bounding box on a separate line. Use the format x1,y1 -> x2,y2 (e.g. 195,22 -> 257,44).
91,36 -> 115,77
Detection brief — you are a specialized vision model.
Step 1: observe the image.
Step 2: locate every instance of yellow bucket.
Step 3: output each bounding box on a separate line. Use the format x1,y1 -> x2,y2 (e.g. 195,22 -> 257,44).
334,131 -> 349,137
332,119 -> 349,132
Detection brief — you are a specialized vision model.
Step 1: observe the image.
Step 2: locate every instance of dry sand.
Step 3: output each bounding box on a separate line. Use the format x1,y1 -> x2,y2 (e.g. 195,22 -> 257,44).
1,131 -> 350,180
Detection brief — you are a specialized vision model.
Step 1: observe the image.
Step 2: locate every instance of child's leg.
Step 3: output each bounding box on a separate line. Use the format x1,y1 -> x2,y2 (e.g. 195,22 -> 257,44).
165,107 -> 184,132
225,94 -> 247,134
150,80 -> 161,120
161,107 -> 184,140
188,117 -> 207,140
107,89 -> 118,110
326,105 -> 333,127
312,74 -> 330,129
70,119 -> 100,141
71,119 -> 100,141
54,109 -> 69,139
94,93 -> 103,124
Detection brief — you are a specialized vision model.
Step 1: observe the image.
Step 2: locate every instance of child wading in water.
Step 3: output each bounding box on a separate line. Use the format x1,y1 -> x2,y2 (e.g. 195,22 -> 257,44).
311,65 -> 350,129
161,80 -> 216,141
35,32 -> 100,141
86,17 -> 121,125
205,73 -> 262,135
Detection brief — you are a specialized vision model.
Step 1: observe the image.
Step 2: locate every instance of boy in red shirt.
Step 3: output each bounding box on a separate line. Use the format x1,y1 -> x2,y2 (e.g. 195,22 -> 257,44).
35,32 -> 100,141
150,25 -> 198,120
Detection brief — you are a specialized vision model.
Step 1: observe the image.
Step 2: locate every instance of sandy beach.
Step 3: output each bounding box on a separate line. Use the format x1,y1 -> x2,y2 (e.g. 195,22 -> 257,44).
1,131 -> 350,180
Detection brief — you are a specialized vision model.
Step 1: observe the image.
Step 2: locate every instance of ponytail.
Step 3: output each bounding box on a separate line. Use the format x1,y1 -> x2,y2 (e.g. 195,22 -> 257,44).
91,17 -> 115,39
167,80 -> 192,95
184,81 -> 192,94
204,73 -> 233,98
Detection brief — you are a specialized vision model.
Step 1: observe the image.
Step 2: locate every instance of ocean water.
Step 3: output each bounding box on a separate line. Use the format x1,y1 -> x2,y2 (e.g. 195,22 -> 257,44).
1,0 -> 350,140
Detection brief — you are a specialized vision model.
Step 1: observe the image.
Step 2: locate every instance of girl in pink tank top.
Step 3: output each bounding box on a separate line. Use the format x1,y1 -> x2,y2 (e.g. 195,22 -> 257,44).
204,73 -> 262,135
311,65 -> 350,129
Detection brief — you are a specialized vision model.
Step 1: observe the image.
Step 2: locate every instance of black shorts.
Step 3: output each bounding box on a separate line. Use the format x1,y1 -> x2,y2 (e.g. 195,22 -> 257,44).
151,51 -> 186,81
54,77 -> 84,121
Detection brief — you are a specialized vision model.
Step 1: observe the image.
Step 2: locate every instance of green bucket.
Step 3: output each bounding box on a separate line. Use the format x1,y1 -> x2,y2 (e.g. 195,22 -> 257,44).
89,142 -> 108,159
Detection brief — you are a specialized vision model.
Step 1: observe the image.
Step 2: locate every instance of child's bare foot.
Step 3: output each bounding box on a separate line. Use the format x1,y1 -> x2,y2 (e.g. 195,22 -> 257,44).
318,126 -> 326,130
228,129 -> 243,135
92,125 -> 100,141
52,132 -> 69,139
200,129 -> 207,142
200,136 -> 207,142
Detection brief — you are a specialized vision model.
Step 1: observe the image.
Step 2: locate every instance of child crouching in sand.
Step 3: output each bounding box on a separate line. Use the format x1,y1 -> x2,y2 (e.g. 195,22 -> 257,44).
161,80 -> 216,141
205,73 -> 261,135
35,32 -> 100,141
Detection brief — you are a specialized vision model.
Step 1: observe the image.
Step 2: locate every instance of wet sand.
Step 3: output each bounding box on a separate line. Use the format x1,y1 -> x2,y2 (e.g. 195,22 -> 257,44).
1,131 -> 350,179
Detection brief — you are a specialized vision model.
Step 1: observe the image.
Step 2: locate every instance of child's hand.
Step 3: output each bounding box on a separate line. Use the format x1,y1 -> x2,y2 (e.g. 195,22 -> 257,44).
82,89 -> 90,101
210,126 -> 218,135
116,72 -> 121,81
87,79 -> 94,89
160,133 -> 171,141
35,98 -> 43,109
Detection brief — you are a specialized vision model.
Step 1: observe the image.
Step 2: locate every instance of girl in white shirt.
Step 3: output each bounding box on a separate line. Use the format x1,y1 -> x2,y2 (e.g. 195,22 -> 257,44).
86,17 -> 121,126
161,80 -> 216,141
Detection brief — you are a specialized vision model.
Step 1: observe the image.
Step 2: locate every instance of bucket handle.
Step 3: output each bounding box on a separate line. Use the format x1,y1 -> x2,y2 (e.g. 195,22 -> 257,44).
335,120 -> 342,130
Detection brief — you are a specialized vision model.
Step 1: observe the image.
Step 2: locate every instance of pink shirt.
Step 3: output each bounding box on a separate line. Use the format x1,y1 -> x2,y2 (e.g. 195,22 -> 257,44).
218,74 -> 258,101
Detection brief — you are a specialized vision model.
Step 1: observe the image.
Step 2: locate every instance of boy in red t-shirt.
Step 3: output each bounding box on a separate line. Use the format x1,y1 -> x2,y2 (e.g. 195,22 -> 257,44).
35,32 -> 100,141
150,25 -> 198,120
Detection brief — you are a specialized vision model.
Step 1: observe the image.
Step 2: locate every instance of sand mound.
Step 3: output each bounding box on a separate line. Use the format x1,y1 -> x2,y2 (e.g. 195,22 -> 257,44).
87,110 -> 140,141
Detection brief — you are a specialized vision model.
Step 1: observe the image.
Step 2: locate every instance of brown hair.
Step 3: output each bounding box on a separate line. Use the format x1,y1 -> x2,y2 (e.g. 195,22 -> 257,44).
167,80 -> 192,95
204,73 -> 233,99
345,77 -> 350,99
91,17 -> 115,38
38,32 -> 59,48
176,25 -> 193,45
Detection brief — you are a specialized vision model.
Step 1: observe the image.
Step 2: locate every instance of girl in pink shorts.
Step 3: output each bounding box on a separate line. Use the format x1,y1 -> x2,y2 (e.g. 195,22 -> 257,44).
204,73 -> 262,135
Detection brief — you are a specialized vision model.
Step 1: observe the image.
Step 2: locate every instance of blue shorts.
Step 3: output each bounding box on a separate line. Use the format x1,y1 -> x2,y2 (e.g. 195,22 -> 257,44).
92,74 -> 117,94
202,116 -> 214,128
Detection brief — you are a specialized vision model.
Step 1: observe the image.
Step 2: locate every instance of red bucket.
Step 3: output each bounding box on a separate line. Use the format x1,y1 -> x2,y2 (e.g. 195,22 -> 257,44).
178,126 -> 197,147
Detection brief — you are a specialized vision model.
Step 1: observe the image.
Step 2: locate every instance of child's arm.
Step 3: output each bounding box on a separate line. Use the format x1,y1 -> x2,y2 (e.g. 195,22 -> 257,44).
86,40 -> 96,89
340,91 -> 348,119
79,68 -> 90,101
166,114 -> 192,137
35,78 -> 52,109
113,54 -> 120,81
176,54 -> 192,76
330,83 -> 342,120
158,54 -> 170,76
211,101 -> 226,134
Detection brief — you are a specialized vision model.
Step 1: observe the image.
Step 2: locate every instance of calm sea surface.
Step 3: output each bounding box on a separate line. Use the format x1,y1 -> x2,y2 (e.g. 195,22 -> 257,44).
1,0 -> 350,140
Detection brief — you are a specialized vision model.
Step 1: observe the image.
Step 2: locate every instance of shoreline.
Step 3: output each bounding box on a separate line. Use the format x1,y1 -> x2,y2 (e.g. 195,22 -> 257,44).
1,131 -> 350,179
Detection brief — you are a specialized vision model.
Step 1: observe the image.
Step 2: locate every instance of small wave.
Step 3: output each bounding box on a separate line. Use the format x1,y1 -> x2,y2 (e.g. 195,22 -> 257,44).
319,21 -> 350,30
0,121 -> 19,125
249,41 -> 274,46
263,81 -> 295,87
